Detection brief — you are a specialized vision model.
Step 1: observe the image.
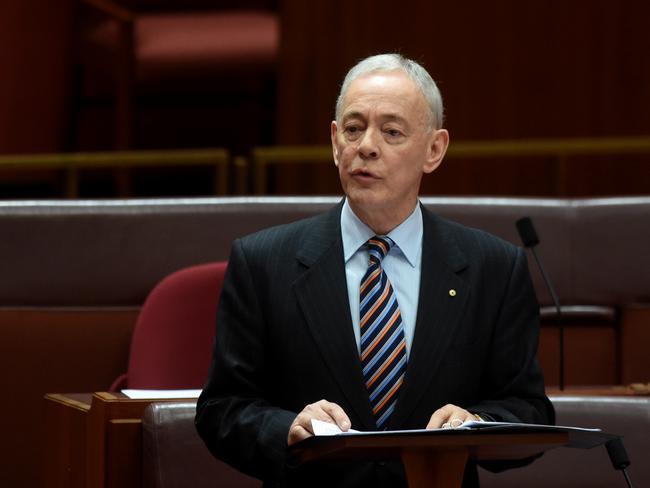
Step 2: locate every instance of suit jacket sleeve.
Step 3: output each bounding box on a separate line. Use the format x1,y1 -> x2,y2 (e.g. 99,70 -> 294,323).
467,246 -> 554,425
195,237 -> 296,483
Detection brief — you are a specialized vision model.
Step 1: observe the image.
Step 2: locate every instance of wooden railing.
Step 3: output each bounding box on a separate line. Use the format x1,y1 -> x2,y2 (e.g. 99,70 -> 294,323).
0,148 -> 229,198
1,137 -> 649,198
252,137 -> 650,195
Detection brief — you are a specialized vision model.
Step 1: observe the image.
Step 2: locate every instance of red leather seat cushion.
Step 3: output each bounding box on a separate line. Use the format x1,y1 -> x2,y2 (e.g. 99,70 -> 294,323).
137,11 -> 278,82
84,10 -> 278,93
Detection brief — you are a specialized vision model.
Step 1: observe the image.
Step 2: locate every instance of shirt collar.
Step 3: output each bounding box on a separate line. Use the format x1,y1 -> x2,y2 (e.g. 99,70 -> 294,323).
341,199 -> 422,267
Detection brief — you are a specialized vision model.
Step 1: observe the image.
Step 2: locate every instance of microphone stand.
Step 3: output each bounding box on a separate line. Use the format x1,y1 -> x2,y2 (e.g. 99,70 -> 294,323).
518,218 -> 635,486
516,217 -> 564,391
528,245 -> 564,391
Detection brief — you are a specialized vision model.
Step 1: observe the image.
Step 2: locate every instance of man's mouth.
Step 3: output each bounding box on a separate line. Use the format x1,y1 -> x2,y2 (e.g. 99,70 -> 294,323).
350,168 -> 378,179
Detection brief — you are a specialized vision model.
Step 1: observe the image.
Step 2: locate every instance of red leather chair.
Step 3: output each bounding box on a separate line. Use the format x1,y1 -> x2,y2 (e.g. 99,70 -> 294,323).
110,261 -> 227,390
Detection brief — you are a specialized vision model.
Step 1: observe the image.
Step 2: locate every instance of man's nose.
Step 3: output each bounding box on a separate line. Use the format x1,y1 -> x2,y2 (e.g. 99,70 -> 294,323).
358,128 -> 380,159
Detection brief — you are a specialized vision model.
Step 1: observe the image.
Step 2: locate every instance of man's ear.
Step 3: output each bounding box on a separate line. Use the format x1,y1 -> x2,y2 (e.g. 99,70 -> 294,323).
423,128 -> 449,174
331,120 -> 340,167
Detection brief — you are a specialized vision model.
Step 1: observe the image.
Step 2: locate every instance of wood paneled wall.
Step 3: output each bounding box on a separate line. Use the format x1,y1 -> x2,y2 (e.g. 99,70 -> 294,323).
277,0 -> 650,145
0,1 -> 75,154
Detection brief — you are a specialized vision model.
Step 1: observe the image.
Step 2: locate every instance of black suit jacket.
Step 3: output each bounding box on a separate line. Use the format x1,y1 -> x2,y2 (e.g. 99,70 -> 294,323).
196,202 -> 554,487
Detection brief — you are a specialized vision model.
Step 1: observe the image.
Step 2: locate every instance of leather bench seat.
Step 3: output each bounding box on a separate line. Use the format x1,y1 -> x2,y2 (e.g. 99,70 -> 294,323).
480,396 -> 650,487
143,402 -> 261,488
140,396 -> 650,488
1,196 -> 648,488
2,196 -> 647,386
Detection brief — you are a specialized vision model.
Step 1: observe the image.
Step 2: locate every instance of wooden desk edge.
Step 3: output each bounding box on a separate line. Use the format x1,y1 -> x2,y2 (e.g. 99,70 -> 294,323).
45,393 -> 92,412
294,431 -> 568,464
92,391 -> 199,403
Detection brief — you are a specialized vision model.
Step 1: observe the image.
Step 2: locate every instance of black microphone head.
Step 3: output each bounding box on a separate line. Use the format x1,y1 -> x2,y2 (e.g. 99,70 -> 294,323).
516,217 -> 540,248
606,438 -> 631,470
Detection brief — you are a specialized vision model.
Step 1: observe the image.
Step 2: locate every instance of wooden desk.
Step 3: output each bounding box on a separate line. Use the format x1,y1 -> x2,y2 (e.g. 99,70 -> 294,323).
44,392 -> 196,488
45,387 -> 648,488
292,430 -> 570,488
45,393 -> 92,488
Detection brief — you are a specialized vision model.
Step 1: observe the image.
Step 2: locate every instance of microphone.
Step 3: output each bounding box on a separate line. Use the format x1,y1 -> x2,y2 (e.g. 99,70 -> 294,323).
515,217 -> 565,390
606,438 -> 634,487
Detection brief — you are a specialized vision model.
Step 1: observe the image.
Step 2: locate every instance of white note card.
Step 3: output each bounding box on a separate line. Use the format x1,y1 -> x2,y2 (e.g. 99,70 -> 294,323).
121,389 -> 202,399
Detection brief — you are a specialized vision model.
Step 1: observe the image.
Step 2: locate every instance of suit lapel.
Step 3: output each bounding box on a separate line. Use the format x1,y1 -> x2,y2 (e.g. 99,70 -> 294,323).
292,204 -> 376,429
389,207 -> 470,428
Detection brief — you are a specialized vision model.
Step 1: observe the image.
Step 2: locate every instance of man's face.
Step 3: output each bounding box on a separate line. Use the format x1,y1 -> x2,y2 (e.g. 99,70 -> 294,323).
331,71 -> 448,226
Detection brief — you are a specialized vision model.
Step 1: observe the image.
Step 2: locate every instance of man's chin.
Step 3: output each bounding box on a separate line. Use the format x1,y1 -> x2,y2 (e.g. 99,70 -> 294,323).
345,189 -> 393,215
346,187 -> 382,205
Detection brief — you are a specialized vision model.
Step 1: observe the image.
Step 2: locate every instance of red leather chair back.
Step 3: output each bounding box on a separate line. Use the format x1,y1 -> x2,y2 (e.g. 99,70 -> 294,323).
116,0 -> 275,11
112,261 -> 227,390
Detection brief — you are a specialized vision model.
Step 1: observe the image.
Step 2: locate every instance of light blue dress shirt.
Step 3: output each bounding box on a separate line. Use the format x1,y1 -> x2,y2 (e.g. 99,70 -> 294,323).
341,199 -> 422,359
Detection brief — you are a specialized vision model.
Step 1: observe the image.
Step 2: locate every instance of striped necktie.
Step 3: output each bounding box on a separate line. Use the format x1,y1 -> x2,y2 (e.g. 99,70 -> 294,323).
360,236 -> 407,429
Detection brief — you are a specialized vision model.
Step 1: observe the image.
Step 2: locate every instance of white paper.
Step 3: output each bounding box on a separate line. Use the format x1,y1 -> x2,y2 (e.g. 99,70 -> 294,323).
121,389 -> 202,399
460,420 -> 601,432
310,418 -> 600,436
311,419 -> 361,435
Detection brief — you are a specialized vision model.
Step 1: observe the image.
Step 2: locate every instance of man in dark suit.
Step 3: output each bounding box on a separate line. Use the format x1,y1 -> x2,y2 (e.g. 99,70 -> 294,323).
196,53 -> 553,487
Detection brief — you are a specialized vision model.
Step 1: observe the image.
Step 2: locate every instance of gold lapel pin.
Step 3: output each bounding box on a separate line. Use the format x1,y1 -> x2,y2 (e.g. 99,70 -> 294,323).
449,289 -> 457,297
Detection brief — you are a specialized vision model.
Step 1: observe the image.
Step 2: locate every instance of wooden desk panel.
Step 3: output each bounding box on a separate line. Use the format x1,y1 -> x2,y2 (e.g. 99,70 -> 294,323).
44,392 -> 197,488
292,430 -> 569,488
44,393 -> 92,488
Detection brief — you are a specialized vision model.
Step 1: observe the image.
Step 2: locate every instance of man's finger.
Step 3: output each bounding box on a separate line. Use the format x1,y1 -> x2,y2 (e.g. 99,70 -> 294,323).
294,411 -> 316,432
287,400 -> 352,446
426,404 -> 455,429
320,401 -> 351,431
287,423 -> 311,446
426,404 -> 475,429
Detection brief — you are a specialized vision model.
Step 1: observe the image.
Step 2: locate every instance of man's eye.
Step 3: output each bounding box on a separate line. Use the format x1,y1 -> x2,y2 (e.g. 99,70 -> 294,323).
344,126 -> 362,138
385,129 -> 402,137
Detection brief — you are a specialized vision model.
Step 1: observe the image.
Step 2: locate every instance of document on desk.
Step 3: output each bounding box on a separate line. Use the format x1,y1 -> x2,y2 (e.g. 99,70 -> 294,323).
311,418 -> 602,436
121,389 -> 202,399
302,419 -> 613,452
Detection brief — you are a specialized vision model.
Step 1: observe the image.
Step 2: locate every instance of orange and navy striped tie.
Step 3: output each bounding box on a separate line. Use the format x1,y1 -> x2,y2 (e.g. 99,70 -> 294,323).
360,236 -> 407,429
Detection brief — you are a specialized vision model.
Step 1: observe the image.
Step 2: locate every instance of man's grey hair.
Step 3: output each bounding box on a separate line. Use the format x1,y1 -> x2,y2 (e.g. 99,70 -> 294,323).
335,53 -> 444,130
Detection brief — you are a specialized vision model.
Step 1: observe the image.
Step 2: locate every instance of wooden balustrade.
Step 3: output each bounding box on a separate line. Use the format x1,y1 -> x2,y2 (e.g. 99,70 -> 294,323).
1,137 -> 648,198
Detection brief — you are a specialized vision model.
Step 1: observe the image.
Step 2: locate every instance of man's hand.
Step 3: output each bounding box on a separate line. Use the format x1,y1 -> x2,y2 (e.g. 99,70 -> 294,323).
287,399 -> 351,446
426,404 -> 476,429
